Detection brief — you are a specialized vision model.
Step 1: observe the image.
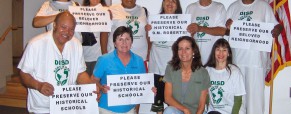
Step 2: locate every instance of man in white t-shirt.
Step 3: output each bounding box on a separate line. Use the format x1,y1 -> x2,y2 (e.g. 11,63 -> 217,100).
186,0 -> 227,65
225,0 -> 283,114
18,11 -> 98,114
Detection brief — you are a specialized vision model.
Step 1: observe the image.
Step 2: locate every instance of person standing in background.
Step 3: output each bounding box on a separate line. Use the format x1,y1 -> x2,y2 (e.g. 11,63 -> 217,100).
205,38 -> 246,114
76,0 -> 110,76
225,0 -> 282,114
145,0 -> 182,113
186,0 -> 227,65
102,0 -> 150,63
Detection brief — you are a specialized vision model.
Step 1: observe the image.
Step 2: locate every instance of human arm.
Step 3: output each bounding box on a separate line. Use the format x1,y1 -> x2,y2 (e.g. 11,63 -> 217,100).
19,70 -> 54,96
164,82 -> 191,114
145,24 -> 152,61
231,96 -> 242,114
187,23 -> 226,36
196,89 -> 208,114
76,71 -> 94,84
100,32 -> 109,54
33,15 -> 57,28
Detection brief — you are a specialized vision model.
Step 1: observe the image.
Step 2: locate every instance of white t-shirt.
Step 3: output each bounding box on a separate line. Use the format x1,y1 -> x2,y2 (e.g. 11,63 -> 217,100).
35,1 -> 78,31
108,4 -> 148,60
76,32 -> 101,62
148,41 -> 174,75
186,1 -> 226,65
206,65 -> 246,114
18,31 -> 86,113
226,0 -> 278,68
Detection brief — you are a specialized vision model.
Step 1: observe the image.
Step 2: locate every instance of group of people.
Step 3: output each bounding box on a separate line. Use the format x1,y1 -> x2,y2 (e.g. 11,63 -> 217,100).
18,0 -> 282,114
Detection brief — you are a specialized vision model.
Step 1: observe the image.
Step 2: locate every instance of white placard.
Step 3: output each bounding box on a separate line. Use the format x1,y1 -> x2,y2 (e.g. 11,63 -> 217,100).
69,6 -> 111,32
107,73 -> 154,106
50,84 -> 99,114
148,14 -> 191,41
229,21 -> 274,52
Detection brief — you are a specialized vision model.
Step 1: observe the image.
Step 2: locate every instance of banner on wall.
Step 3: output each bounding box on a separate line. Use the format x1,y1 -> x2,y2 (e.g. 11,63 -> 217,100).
107,73 -> 154,106
50,84 -> 99,114
148,14 -> 191,41
69,6 -> 111,32
229,21 -> 274,52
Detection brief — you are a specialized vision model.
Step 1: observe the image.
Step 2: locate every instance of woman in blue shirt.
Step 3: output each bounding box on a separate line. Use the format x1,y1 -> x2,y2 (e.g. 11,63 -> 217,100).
93,26 -> 147,114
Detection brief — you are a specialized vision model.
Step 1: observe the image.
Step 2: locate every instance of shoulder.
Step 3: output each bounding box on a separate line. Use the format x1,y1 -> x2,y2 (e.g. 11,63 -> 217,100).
205,66 -> 212,72
28,32 -> 51,46
212,1 -> 226,9
196,67 -> 208,74
228,0 -> 240,9
229,64 -> 243,75
186,2 -> 197,9
256,0 -> 269,5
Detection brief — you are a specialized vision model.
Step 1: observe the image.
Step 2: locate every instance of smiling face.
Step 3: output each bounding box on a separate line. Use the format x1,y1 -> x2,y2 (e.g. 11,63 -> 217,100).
178,39 -> 194,63
215,46 -> 229,65
53,13 -> 76,48
121,0 -> 136,8
114,33 -> 132,53
163,0 -> 177,14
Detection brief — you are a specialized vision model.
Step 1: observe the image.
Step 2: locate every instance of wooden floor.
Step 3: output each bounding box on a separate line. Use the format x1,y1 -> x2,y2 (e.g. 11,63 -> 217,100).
0,57 -> 27,108
0,75 -> 27,108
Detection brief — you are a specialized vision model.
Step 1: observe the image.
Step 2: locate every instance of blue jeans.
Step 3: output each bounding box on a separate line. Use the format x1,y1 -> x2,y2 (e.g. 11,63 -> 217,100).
163,106 -> 184,114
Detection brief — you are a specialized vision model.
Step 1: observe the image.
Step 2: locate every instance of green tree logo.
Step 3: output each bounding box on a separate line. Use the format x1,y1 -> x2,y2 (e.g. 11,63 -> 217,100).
54,66 -> 70,86
126,19 -> 140,35
197,20 -> 209,38
210,85 -> 224,104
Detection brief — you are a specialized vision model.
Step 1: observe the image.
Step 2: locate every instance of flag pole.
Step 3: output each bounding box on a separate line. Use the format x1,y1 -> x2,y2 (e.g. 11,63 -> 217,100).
269,1 -> 277,114
269,35 -> 275,114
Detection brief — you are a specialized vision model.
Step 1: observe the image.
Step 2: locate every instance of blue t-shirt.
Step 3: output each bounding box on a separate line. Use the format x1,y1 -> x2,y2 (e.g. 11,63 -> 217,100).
93,49 -> 146,113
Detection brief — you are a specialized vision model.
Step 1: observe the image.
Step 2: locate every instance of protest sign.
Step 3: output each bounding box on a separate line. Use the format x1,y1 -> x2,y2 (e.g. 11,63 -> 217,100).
229,21 -> 274,52
107,73 -> 154,106
148,14 -> 191,41
50,84 -> 98,114
69,6 -> 111,32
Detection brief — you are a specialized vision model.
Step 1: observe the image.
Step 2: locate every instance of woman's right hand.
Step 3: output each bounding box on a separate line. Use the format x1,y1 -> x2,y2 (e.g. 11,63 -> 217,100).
101,85 -> 110,93
145,24 -> 152,32
182,108 -> 191,114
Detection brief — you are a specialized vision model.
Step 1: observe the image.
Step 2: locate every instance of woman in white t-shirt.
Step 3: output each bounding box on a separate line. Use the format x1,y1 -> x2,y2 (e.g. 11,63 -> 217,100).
76,0 -> 110,76
204,38 -> 246,114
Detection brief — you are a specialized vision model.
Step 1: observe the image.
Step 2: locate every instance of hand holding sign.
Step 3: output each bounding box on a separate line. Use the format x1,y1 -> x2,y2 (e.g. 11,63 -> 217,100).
37,82 -> 54,96
101,85 -> 110,93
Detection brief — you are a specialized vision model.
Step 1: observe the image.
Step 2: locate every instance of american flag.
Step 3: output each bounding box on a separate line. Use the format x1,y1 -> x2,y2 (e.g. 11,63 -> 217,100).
265,0 -> 291,85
